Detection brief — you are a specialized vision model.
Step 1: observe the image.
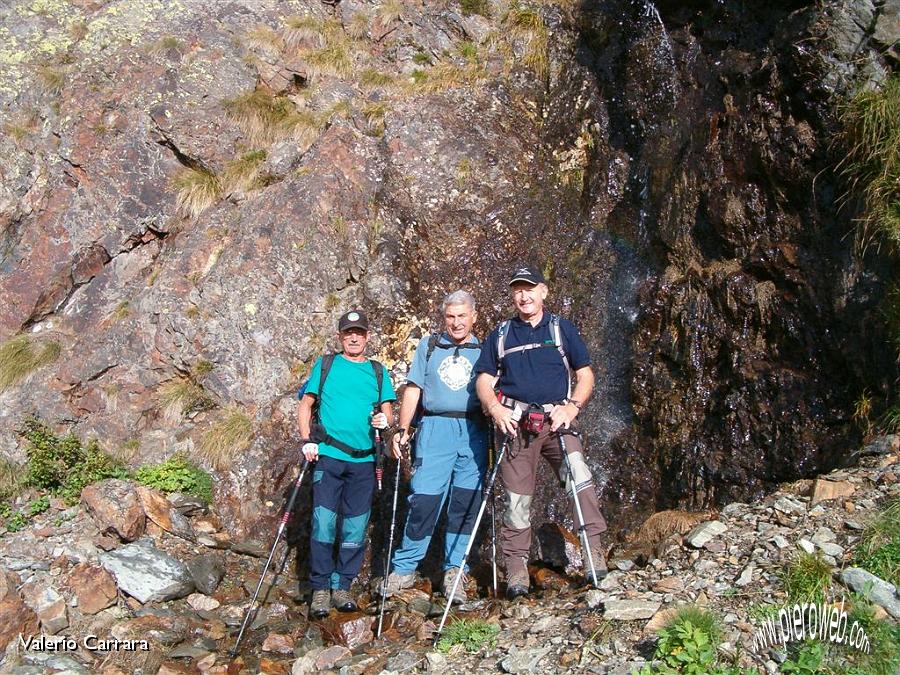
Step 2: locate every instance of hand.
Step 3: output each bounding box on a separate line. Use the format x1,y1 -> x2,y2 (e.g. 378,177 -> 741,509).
549,403 -> 577,432
489,403 -> 517,437
391,429 -> 408,460
371,412 -> 389,430
302,442 -> 319,461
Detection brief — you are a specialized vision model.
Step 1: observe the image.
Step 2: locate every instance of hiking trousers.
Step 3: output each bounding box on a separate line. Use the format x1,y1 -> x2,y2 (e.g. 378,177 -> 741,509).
498,425 -> 607,575
310,455 -> 375,590
391,417 -> 488,574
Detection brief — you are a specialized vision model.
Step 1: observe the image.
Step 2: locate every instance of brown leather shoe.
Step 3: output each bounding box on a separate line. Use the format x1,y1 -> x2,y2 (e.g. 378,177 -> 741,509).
505,568 -> 530,600
332,588 -> 358,612
310,589 -> 330,619
587,543 -> 608,581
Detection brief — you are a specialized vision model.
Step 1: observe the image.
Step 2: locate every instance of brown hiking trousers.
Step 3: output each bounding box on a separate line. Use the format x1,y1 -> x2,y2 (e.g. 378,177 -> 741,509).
498,425 -> 607,574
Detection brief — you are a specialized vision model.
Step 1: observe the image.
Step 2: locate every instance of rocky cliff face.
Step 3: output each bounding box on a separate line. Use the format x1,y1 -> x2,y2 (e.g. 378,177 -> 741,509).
1,0 -> 897,541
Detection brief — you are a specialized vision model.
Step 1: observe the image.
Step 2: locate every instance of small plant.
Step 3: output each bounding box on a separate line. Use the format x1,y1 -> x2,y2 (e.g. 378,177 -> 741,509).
27,495 -> 50,516
193,361 -> 214,378
458,40 -> 478,62
362,102 -> 387,136
853,389 -> 874,437
173,166 -> 222,218
36,64 -> 66,95
245,24 -> 283,57
410,68 -> 427,85
5,511 -> 27,533
461,0 -> 490,18
324,293 -> 341,310
637,607 -> 739,675
359,68 -> 394,89
224,90 -> 322,145
0,335 -> 61,390
412,51 -> 432,65
780,550 -> 833,604
148,35 -> 184,54
853,496 -> 900,586
21,419 -> 129,505
842,595 -> 900,675
135,454 -> 213,504
198,406 -> 253,471
347,11 -> 370,40
781,640 -> 827,674
436,619 -> 499,653
302,41 -> 354,79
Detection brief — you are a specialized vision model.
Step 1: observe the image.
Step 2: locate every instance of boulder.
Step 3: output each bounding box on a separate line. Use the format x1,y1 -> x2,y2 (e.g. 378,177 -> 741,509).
68,563 -> 118,614
81,479 -> 146,542
320,612 -> 374,649
20,578 -> 68,634
135,485 -> 195,541
0,570 -> 39,650
684,521 -> 728,548
100,539 -> 194,603
840,567 -> 900,619
810,480 -> 855,506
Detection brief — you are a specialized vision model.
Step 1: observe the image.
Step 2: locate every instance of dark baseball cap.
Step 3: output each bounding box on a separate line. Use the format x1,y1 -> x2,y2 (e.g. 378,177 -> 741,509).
508,265 -> 545,286
338,310 -> 369,332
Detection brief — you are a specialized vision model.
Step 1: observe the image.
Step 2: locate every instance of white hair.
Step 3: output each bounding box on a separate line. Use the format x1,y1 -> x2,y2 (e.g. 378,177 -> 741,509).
441,289 -> 476,312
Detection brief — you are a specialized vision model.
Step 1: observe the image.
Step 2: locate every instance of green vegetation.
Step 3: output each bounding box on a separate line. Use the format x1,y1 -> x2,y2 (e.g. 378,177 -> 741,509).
359,68 -> 394,89
346,11 -> 370,40
841,595 -> 900,675
302,41 -> 354,79
413,51 -> 432,65
27,495 -> 50,516
4,511 -> 27,533
283,15 -> 324,49
223,149 -> 273,193
837,76 -> 900,247
636,607 -> 738,675
362,102 -> 387,137
0,458 -> 24,503
0,335 -> 61,391
148,35 -> 184,54
21,419 -> 129,505
173,166 -> 222,218
135,454 -> 213,504
461,0 -> 490,18
780,551 -> 833,604
853,496 -> 900,586
193,361 -> 214,378
781,640 -> 827,674
435,618 -> 499,653
376,0 -> 403,26
198,406 -> 253,471
504,6 -> 549,80
245,24 -> 283,57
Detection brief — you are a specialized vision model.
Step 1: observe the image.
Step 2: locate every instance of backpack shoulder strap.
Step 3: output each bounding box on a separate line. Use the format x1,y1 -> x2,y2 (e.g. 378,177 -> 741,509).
497,320 -> 511,361
370,359 -> 385,402
425,333 -> 441,364
318,353 -> 337,394
549,314 -> 573,397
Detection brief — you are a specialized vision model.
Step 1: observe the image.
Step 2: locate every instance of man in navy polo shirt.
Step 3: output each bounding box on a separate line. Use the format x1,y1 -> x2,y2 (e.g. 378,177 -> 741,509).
475,266 -> 608,599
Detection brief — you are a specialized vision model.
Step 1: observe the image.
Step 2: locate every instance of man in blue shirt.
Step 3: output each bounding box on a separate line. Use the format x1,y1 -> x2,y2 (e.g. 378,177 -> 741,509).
475,266 -> 608,599
298,310 -> 396,618
381,290 -> 488,603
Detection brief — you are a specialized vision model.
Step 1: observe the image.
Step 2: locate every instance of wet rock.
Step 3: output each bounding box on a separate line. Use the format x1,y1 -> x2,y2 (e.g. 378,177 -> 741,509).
500,646 -> 553,673
81,479 -> 146,542
187,554 -> 225,595
320,612 -> 374,649
603,599 -> 661,620
810,480 -> 856,506
840,568 -> 900,619
534,522 -> 581,573
0,570 -> 39,650
20,578 -> 68,634
68,562 -> 118,615
100,539 -> 195,603
684,521 -> 727,548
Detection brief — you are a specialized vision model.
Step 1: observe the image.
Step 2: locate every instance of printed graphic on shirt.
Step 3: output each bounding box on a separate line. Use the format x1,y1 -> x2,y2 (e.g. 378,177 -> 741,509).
437,354 -> 473,391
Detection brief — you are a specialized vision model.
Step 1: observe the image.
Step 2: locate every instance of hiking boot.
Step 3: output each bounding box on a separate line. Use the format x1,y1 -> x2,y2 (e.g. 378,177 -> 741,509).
587,542 -> 608,581
505,568 -> 530,600
382,571 -> 416,597
442,567 -> 468,605
310,589 -> 330,619
331,588 -> 358,612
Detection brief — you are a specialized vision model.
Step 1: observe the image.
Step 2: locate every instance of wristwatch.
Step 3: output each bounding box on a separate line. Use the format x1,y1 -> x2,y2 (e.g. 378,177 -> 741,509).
566,398 -> 582,410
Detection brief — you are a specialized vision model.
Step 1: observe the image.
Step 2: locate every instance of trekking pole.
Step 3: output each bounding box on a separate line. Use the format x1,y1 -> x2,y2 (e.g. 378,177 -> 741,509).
374,405 -> 385,492
376,442 -> 403,638
488,425 -> 498,598
231,457 -> 311,656
558,430 -> 599,588
434,435 -> 510,644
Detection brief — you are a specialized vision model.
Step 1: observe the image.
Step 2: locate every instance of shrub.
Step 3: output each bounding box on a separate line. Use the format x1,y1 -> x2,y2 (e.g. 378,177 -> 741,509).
841,595 -> 900,675
135,455 -> 213,504
436,619 -> 499,653
4,511 -> 27,533
780,550 -> 832,604
0,335 -> 61,390
781,640 -> 827,674
27,495 -> 50,516
21,419 -> 129,505
853,496 -> 900,586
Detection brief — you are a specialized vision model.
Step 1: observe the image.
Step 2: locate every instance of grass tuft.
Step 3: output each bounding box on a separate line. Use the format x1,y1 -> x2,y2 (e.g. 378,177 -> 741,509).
245,24 -> 283,57
376,0 -> 404,26
222,149 -> 271,193
224,90 -> 323,146
173,167 -> 222,218
436,619 -> 499,653
359,68 -> 394,89
853,496 -> 900,586
836,75 -> 900,249
346,11 -> 371,40
198,406 -> 253,471
0,336 -> 61,391
461,0 -> 490,18
148,35 -> 185,55
156,377 -> 215,422
504,6 -> 549,80
779,550 -> 833,604
36,64 -> 66,95
0,458 -> 24,503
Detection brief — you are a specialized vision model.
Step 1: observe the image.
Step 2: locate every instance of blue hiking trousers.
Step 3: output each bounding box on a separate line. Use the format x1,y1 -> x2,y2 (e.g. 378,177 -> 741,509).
391,416 -> 488,574
309,456 -> 375,590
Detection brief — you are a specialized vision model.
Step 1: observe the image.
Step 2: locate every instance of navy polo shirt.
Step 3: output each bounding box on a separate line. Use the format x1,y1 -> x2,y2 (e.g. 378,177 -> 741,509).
474,312 -> 591,405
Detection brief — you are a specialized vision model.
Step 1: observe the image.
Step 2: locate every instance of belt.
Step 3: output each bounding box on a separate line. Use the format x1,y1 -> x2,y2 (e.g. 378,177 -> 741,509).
423,409 -> 485,420
498,395 -> 558,415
